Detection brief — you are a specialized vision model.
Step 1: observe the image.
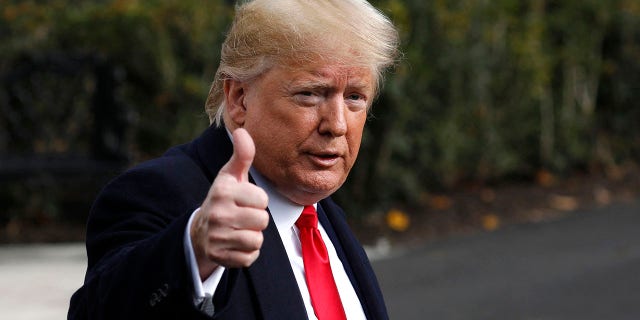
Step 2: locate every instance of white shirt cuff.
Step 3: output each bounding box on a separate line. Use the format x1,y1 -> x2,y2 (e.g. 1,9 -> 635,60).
184,207 -> 226,302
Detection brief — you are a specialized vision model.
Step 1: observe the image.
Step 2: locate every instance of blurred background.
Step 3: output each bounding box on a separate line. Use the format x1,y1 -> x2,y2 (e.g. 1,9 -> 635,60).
1,0 -> 639,243
1,0 -> 640,319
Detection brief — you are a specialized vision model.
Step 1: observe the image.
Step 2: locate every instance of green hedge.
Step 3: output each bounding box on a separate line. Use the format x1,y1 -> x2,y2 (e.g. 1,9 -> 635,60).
342,0 -> 640,213
2,0 -> 639,218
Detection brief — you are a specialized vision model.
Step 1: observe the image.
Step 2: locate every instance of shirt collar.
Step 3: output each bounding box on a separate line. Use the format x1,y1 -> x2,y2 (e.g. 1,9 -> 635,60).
250,168 -> 313,234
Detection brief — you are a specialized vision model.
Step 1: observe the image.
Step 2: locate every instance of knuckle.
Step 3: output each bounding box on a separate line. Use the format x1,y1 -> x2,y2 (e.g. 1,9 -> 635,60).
258,190 -> 269,208
207,206 -> 238,228
242,183 -> 268,208
249,185 -> 269,208
211,179 -> 236,200
216,249 -> 235,266
238,232 -> 255,250
241,231 -> 262,251
257,211 -> 269,229
249,250 -> 261,265
208,211 -> 228,226
206,250 -> 221,263
253,232 -> 264,250
208,229 -> 229,244
240,253 -> 257,268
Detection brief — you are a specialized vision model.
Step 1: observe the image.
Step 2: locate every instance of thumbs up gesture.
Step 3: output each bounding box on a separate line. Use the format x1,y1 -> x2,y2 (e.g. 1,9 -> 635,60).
190,128 -> 269,278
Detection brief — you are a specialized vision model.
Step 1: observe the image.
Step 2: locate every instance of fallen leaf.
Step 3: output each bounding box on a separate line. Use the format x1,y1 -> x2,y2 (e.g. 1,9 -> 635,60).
549,195 -> 578,211
536,169 -> 556,187
386,209 -> 410,232
594,187 -> 611,205
429,195 -> 453,211
481,213 -> 500,231
480,188 -> 496,203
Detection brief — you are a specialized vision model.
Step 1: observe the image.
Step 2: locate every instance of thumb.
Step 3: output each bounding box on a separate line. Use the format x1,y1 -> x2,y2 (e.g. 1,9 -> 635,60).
221,128 -> 255,182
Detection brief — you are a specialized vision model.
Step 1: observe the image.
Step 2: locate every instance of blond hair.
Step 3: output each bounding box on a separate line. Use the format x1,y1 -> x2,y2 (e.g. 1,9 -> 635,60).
205,0 -> 400,125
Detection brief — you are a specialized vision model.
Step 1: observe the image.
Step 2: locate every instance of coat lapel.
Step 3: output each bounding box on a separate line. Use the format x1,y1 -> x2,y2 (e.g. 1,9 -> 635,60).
246,213 -> 309,319
190,125 -> 308,319
318,200 -> 390,320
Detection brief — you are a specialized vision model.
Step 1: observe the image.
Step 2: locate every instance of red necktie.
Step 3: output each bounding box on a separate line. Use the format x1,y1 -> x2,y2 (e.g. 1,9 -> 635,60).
296,205 -> 347,320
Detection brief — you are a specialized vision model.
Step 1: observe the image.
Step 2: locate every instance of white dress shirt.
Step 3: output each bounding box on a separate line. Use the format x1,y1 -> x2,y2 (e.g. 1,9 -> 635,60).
183,168 -> 366,319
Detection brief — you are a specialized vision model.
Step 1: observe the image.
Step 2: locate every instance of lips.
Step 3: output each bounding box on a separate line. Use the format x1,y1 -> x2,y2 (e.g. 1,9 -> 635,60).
306,151 -> 342,167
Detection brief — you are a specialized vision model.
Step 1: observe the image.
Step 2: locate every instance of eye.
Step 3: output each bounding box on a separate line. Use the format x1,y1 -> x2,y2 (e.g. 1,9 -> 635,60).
345,92 -> 368,110
294,91 -> 322,106
347,93 -> 364,101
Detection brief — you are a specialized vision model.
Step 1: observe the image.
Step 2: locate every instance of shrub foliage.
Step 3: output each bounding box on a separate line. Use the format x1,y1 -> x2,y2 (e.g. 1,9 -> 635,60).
1,0 -> 639,220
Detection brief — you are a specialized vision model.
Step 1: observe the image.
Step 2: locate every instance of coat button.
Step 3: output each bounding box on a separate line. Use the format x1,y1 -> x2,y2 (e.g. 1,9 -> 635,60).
149,283 -> 170,307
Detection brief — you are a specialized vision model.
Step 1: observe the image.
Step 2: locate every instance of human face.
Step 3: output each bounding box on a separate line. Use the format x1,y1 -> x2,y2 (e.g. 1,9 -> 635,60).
231,61 -> 373,205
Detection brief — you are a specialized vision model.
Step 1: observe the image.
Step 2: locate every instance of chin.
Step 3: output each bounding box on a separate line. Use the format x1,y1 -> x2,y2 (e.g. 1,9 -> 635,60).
287,190 -> 334,206
281,180 -> 343,205
301,182 -> 344,202
274,168 -> 348,204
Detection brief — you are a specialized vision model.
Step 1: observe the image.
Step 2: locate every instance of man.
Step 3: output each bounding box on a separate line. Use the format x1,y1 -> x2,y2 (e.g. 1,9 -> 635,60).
69,0 -> 399,319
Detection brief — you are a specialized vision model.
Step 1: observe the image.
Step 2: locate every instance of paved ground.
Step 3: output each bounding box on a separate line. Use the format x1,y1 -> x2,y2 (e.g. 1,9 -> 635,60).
0,243 -> 86,320
373,199 -> 640,320
1,199 -> 638,319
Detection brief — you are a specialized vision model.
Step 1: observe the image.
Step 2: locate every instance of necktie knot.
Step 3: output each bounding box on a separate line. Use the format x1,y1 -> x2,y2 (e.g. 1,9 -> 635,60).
295,205 -> 318,229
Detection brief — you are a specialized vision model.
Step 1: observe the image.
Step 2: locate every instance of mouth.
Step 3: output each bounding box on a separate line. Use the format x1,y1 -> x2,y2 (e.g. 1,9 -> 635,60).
306,151 -> 342,167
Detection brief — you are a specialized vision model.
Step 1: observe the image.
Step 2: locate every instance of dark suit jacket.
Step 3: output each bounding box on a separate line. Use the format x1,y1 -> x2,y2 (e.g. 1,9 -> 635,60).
68,125 -> 388,320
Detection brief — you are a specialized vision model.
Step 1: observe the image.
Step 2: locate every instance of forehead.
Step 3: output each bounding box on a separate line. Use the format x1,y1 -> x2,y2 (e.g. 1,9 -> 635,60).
269,60 -> 374,91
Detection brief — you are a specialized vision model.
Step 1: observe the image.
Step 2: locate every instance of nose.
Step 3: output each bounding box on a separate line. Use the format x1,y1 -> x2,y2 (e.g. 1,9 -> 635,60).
318,97 -> 347,137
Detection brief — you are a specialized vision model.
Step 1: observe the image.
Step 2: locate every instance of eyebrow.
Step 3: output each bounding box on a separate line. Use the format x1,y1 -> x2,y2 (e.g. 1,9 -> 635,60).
347,79 -> 373,92
286,77 -> 372,93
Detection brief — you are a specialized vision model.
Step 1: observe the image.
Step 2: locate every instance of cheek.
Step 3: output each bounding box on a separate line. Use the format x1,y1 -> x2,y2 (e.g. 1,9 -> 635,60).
252,119 -> 306,165
347,136 -> 363,167
347,116 -> 366,152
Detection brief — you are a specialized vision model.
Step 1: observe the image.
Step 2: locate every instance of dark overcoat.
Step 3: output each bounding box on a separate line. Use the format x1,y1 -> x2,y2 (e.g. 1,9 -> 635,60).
68,125 -> 388,320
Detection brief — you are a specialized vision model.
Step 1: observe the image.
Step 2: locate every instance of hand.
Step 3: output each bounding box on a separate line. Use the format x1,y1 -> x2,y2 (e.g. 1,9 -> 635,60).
191,128 -> 269,279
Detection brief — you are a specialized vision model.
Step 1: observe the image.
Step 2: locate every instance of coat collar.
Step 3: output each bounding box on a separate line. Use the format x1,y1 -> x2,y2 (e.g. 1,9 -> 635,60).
190,125 -> 234,183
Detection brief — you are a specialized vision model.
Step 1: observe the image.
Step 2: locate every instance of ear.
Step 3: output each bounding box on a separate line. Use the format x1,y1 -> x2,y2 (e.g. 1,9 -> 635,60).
223,79 -> 247,127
